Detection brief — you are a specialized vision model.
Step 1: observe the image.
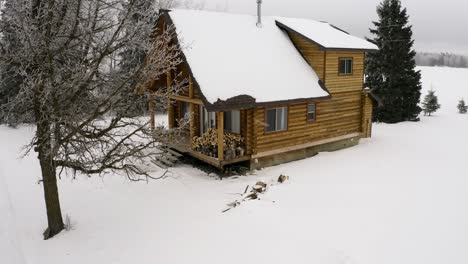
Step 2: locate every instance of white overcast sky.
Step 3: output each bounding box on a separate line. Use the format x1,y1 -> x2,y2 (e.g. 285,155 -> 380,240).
192,0 -> 468,54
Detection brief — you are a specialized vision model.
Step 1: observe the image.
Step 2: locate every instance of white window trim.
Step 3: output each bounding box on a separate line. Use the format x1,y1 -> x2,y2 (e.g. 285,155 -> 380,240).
307,103 -> 316,122
339,58 -> 353,75
266,107 -> 288,133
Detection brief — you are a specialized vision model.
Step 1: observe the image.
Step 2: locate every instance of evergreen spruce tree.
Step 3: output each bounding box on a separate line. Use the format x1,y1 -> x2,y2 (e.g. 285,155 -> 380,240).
116,0 -> 181,117
457,99 -> 467,114
114,0 -> 155,117
366,0 -> 422,123
422,90 -> 441,116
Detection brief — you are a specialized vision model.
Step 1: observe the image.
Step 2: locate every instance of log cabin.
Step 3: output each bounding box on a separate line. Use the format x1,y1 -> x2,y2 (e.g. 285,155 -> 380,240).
147,8 -> 379,170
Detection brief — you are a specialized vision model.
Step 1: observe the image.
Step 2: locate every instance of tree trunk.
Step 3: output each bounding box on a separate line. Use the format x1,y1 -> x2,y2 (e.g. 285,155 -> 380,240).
34,82 -> 64,239
39,150 -> 64,240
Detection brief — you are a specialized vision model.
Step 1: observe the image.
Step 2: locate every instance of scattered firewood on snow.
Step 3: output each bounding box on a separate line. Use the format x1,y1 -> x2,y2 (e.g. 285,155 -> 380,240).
222,177 -> 289,213
253,181 -> 267,193
222,201 -> 241,213
278,175 -> 289,183
243,185 -> 250,194
244,192 -> 258,200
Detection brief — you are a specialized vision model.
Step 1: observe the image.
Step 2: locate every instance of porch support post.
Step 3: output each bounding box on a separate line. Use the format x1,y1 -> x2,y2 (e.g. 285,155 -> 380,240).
189,75 -> 196,148
189,75 -> 194,99
189,104 -> 196,149
168,99 -> 175,129
167,68 -> 173,129
217,112 -> 224,161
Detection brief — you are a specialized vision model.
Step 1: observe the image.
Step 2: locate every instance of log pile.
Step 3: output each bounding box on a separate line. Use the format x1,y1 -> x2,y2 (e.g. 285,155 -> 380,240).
192,128 -> 245,160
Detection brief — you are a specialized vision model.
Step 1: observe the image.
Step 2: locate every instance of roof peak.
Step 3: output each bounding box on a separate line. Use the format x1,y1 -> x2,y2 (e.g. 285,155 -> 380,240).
167,8 -> 325,22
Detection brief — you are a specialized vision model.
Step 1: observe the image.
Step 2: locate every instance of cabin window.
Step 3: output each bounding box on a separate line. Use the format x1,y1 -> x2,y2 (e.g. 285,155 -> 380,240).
339,58 -> 353,75
265,107 -> 288,132
307,104 -> 316,122
200,106 -> 216,134
224,110 -> 241,134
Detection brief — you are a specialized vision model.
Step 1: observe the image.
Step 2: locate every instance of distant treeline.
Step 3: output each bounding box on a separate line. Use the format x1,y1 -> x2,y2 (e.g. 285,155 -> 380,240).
416,52 -> 468,68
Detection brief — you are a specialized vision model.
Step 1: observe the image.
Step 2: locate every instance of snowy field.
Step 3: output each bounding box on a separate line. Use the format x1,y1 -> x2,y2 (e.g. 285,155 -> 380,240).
1,66 -> 468,264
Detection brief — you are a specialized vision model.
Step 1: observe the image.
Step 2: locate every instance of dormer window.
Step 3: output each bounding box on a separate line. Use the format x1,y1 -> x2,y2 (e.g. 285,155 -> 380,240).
339,58 -> 353,75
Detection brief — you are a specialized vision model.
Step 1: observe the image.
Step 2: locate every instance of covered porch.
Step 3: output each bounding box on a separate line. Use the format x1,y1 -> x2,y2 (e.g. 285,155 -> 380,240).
166,95 -> 252,169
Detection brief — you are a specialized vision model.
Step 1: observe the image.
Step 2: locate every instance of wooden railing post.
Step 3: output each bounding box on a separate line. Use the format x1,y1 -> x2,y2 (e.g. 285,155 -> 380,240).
166,66 -> 173,129
217,112 -> 224,161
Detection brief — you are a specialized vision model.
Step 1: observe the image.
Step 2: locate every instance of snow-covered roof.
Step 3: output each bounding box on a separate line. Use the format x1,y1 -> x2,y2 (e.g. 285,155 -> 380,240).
167,9 -> 330,105
276,18 -> 378,51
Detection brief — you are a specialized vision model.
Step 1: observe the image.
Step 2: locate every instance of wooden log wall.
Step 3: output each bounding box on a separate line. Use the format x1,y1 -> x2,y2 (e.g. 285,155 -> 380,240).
324,51 -> 365,94
287,32 -> 325,80
172,63 -> 203,99
361,93 -> 373,138
253,91 -> 362,153
244,109 -> 254,155
251,34 -> 368,154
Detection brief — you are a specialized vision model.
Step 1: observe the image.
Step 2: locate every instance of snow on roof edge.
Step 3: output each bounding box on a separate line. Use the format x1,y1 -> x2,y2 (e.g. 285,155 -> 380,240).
276,18 -> 378,51
164,9 -> 344,108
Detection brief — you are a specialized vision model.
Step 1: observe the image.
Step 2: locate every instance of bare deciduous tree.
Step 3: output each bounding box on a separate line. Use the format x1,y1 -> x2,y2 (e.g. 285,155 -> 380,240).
0,0 -> 186,239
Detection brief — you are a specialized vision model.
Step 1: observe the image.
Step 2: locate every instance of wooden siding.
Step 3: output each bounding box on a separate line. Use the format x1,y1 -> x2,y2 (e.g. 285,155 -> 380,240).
361,93 -> 373,138
272,28 -> 366,95
169,63 -> 203,100
245,109 -> 254,155
160,12 -> 373,163
191,104 -> 200,139
324,51 -> 365,94
287,32 -> 325,80
253,91 -> 363,153
248,39 -> 369,155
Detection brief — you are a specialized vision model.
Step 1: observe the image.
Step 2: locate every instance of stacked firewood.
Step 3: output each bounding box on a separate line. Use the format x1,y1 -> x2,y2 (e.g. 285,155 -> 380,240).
192,128 -> 245,160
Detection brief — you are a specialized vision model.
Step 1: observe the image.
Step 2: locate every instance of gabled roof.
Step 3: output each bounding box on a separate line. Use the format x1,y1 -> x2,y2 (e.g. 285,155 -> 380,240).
276,18 -> 378,51
164,9 -> 376,110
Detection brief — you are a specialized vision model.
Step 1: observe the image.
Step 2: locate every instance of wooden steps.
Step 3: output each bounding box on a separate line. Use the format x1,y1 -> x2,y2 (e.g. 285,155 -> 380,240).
152,146 -> 184,169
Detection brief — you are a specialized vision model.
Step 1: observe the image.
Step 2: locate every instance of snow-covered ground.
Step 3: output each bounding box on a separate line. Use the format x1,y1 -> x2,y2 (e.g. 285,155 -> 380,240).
1,66 -> 468,264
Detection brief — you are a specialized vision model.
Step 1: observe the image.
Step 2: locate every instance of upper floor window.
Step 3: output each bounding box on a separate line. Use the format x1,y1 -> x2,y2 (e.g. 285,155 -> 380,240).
339,58 -> 353,75
266,107 -> 288,132
307,104 -> 316,122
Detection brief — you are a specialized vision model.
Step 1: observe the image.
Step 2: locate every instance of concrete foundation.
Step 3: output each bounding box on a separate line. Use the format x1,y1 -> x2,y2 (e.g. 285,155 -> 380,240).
250,136 -> 361,170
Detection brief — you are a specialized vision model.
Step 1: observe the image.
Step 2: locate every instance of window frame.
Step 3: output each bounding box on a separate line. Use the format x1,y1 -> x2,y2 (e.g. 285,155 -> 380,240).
264,106 -> 289,134
338,57 -> 353,76
307,103 -> 317,123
